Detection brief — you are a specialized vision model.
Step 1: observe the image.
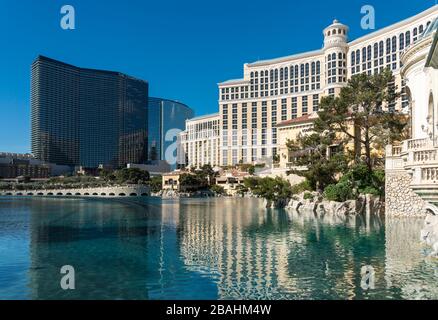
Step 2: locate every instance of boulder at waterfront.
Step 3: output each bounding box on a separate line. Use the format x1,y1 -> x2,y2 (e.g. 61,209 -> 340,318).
285,193 -> 385,219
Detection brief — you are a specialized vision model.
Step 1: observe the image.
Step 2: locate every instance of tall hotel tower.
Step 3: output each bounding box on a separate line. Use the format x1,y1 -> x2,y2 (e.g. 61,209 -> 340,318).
31,56 -> 149,168
218,5 -> 438,166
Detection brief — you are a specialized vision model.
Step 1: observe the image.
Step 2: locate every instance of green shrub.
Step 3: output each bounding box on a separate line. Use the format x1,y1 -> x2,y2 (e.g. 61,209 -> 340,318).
360,186 -> 380,196
243,176 -> 293,204
210,184 -> 226,195
338,164 -> 385,197
291,180 -> 312,194
303,192 -> 314,201
148,176 -> 162,193
324,182 -> 354,202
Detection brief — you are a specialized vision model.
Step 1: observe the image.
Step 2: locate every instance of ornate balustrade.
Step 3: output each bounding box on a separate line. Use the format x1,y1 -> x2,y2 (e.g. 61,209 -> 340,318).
421,167 -> 438,182
413,150 -> 437,163
392,146 -> 402,156
406,138 -> 432,151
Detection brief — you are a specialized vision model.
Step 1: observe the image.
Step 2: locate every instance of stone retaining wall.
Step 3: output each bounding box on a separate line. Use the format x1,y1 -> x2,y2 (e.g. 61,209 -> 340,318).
385,170 -> 427,217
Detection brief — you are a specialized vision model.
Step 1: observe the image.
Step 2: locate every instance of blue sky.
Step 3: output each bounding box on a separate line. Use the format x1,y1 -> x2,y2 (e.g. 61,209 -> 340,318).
0,0 -> 435,153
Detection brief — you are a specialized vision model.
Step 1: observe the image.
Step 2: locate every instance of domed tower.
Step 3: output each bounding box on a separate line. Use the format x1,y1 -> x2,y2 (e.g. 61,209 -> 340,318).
323,19 -> 349,96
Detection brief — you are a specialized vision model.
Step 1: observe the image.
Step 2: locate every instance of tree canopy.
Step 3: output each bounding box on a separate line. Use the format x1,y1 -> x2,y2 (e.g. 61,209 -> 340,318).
315,68 -> 407,171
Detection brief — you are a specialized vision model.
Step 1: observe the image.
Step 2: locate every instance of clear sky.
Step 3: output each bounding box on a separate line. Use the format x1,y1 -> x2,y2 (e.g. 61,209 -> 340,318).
0,0 -> 436,153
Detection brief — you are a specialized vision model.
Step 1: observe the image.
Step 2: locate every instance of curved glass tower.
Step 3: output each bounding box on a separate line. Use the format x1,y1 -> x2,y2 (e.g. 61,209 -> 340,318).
148,98 -> 194,163
31,56 -> 148,168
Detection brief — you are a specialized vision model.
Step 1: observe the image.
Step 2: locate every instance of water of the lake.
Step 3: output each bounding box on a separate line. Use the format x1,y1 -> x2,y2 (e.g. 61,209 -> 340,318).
0,197 -> 437,300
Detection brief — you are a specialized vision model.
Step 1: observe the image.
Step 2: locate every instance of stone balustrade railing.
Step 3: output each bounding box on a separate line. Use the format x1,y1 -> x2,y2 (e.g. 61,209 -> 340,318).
392,145 -> 402,156
421,167 -> 438,183
406,137 -> 431,151
413,150 -> 437,163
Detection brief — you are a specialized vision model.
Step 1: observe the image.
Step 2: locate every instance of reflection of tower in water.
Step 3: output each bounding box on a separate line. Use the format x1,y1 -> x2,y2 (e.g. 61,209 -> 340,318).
177,199 -> 300,299
28,198 -> 161,300
385,217 -> 438,299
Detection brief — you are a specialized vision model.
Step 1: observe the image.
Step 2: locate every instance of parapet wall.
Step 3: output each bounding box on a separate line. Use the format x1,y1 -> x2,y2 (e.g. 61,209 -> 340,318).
0,185 -> 150,198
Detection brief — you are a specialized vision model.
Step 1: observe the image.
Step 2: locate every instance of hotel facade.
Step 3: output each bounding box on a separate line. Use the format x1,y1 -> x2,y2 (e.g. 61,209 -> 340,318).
178,113 -> 221,168
216,5 -> 438,167
31,56 -> 149,168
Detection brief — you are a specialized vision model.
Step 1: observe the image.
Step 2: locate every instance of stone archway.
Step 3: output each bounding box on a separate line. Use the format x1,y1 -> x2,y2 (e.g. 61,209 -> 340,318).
425,203 -> 438,216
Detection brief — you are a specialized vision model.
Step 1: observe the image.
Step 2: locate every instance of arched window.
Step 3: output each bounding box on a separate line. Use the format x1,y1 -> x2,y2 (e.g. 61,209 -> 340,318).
333,29 -> 337,35
356,49 -> 360,64
379,41 -> 384,57
305,63 -> 309,76
328,31 -> 331,36
250,72 -> 254,78
316,61 -> 321,74
331,52 -> 336,60
373,43 -> 378,58
386,38 -> 391,54
399,33 -> 405,50
311,62 -> 316,75
413,27 -> 418,41
338,52 -> 342,60
284,67 -> 288,80
419,24 -> 424,34
405,31 -> 411,47
367,45 -> 372,61
362,47 -> 367,62
391,36 -> 397,52
351,52 -> 355,65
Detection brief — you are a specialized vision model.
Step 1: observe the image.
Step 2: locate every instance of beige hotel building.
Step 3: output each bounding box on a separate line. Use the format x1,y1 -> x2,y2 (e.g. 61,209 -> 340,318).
178,113 -> 221,168
217,5 -> 438,167
178,6 -> 438,169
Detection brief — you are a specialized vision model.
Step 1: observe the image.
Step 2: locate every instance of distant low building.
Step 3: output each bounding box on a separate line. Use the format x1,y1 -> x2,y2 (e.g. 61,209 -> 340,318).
128,161 -> 171,177
215,170 -> 250,196
0,152 -> 72,179
162,171 -> 184,191
276,113 -> 318,170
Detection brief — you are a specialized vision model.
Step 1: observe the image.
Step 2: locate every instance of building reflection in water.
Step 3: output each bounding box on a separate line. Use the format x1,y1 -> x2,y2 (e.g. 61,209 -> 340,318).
385,217 -> 438,299
28,198 -> 163,300
21,197 -> 438,300
176,198 -> 387,300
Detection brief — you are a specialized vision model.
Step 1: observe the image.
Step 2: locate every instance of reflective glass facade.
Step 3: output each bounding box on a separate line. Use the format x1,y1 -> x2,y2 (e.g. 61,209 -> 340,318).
148,98 -> 194,163
31,56 -> 148,168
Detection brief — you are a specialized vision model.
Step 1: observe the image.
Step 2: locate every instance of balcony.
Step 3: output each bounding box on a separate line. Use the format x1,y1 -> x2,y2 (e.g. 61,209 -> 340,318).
387,136 -> 438,208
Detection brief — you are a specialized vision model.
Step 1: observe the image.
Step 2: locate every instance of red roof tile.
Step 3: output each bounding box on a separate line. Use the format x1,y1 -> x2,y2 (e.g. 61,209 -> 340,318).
275,113 -> 316,127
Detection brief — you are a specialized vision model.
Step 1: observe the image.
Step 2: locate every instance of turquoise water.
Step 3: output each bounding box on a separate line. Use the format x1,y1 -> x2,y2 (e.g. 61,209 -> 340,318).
0,197 -> 437,300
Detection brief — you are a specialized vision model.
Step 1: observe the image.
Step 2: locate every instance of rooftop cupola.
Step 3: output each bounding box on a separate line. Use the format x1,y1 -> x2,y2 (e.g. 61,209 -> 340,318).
323,19 -> 349,50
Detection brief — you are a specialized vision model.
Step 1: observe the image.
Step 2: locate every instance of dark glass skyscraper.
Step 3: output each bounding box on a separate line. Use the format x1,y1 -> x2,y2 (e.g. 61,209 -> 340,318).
31,56 -> 148,168
148,98 -> 194,163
